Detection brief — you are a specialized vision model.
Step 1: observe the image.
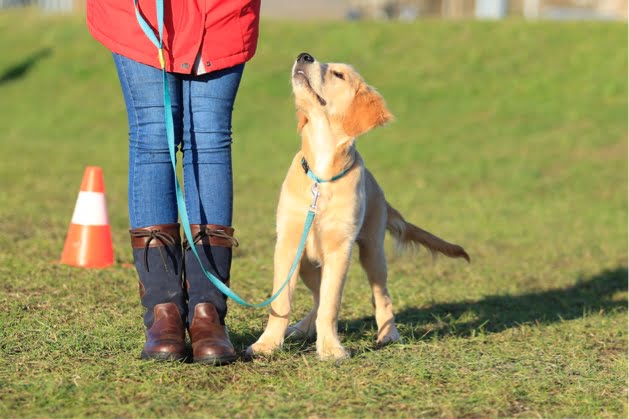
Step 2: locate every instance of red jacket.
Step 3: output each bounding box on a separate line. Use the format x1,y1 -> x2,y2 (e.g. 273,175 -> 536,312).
87,0 -> 260,74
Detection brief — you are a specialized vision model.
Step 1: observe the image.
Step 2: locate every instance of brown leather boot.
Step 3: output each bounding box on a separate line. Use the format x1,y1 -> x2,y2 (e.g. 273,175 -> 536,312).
189,303 -> 237,364
130,223 -> 187,361
184,224 -> 239,364
184,224 -> 238,324
141,303 -> 186,360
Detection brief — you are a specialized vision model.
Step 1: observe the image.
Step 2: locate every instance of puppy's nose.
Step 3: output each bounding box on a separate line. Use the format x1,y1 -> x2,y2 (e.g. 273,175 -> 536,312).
296,52 -> 314,64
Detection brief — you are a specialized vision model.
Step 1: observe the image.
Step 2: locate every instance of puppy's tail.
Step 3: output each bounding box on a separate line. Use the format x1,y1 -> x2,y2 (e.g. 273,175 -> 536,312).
386,202 -> 470,262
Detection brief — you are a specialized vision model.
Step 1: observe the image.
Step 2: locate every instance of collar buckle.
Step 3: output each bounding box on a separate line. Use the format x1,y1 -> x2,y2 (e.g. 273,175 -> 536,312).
301,157 -> 310,174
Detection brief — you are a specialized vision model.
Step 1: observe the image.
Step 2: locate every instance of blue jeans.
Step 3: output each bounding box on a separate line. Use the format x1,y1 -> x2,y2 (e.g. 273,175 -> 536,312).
113,53 -> 244,229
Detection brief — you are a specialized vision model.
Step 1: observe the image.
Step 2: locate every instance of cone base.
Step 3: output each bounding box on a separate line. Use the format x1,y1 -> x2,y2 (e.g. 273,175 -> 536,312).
61,224 -> 114,268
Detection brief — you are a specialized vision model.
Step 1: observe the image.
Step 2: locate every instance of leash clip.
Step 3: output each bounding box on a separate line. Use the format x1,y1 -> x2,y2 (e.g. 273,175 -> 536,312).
310,183 -> 320,212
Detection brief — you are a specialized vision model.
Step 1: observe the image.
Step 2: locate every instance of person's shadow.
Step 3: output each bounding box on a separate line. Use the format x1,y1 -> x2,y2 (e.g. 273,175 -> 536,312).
231,267 -> 627,353
0,48 -> 51,85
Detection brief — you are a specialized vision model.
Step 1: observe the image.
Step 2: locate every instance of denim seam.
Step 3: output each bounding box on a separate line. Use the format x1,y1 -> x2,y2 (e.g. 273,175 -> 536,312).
119,57 -> 142,228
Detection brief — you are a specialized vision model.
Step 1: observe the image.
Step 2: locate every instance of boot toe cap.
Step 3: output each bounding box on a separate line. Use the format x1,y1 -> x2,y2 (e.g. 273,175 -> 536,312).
141,343 -> 187,361
193,341 -> 237,364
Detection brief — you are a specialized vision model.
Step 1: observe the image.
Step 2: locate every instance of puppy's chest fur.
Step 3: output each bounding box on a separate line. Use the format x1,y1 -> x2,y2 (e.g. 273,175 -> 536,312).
303,174 -> 367,265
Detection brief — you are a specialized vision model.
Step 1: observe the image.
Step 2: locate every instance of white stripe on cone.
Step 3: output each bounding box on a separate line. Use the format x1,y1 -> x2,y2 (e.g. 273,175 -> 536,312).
70,191 -> 109,226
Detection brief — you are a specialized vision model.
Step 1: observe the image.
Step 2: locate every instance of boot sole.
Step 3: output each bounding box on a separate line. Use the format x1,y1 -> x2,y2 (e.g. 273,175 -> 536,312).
140,350 -> 187,362
192,354 -> 237,365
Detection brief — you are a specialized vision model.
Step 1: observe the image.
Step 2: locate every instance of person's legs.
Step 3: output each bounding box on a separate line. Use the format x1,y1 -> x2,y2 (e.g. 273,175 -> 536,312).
181,63 -> 244,226
180,64 -> 244,364
114,53 -> 183,228
113,53 -> 187,360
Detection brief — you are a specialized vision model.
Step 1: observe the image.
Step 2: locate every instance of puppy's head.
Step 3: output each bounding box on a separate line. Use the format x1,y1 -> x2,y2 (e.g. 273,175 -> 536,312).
292,52 -> 393,138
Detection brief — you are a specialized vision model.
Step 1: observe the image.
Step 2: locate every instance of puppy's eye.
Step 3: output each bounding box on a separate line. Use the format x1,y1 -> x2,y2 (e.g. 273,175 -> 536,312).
332,71 -> 345,80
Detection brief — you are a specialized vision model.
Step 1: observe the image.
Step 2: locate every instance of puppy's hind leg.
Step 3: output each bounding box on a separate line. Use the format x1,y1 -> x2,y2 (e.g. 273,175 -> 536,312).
286,262 -> 320,341
358,240 -> 401,346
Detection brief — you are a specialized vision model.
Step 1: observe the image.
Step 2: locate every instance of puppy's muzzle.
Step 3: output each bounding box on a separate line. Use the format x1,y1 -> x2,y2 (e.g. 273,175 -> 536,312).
292,52 -> 326,106
293,52 -> 315,76
296,52 -> 314,64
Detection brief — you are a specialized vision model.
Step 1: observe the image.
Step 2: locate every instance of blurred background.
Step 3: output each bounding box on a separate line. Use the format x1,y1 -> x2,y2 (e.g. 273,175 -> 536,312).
1,0 -> 627,20
0,0 -> 625,417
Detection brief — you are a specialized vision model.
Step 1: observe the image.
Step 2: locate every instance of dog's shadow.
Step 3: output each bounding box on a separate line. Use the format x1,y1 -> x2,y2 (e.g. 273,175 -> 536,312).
229,267 -> 626,356
341,267 -> 627,341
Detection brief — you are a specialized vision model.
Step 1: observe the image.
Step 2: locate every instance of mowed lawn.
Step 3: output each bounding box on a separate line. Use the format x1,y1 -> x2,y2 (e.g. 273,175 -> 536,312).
0,10 -> 626,418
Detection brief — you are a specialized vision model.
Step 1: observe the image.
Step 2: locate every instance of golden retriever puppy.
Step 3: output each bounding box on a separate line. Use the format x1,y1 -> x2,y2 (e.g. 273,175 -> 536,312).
247,53 -> 469,360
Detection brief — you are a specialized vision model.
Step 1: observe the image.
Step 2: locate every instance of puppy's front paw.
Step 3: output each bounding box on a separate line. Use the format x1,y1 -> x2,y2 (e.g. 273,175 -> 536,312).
376,324 -> 401,346
317,338 -> 349,361
246,338 -> 281,358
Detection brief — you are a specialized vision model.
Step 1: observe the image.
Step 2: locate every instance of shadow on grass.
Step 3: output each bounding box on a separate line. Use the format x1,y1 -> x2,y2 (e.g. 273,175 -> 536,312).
341,267 -> 628,341
0,48 -> 51,85
227,267 -> 627,353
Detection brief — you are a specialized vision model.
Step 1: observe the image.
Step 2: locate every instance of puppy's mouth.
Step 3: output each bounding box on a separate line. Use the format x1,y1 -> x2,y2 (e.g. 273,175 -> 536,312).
293,70 -> 327,106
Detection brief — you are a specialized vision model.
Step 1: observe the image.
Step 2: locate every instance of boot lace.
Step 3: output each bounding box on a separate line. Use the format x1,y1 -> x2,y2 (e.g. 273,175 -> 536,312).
184,228 -> 239,250
130,229 -> 177,272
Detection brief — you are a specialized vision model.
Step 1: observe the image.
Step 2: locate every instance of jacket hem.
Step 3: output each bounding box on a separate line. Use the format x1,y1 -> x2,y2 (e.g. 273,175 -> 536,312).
87,18 -> 256,74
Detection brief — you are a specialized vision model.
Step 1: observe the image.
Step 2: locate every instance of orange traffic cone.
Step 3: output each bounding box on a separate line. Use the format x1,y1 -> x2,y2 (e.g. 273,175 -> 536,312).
60,166 -> 114,268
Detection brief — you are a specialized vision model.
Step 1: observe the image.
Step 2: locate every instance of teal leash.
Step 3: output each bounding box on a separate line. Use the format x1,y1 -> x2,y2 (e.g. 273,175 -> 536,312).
133,0 -> 321,307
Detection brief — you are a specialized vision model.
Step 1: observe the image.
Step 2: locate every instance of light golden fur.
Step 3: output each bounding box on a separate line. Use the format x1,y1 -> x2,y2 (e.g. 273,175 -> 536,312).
247,54 -> 469,360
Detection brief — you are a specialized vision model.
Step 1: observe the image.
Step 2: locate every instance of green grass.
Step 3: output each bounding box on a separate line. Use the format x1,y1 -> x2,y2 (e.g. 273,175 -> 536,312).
0,9 -> 627,417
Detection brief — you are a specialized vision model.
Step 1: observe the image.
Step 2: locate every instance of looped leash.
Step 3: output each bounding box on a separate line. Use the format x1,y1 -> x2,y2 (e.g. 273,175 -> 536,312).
133,0 -> 317,308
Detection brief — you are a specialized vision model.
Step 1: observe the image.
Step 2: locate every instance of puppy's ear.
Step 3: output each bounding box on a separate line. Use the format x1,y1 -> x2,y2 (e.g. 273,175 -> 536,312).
342,86 -> 393,138
297,109 -> 308,132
